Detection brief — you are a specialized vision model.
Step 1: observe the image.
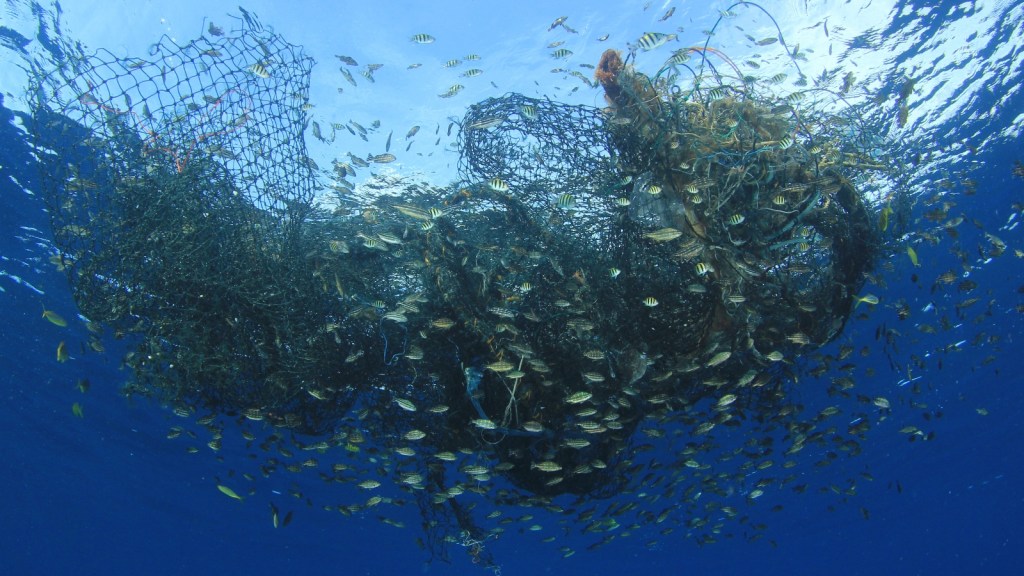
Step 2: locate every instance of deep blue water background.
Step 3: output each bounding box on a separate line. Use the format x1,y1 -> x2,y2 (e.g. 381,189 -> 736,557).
2,1 -> 1023,574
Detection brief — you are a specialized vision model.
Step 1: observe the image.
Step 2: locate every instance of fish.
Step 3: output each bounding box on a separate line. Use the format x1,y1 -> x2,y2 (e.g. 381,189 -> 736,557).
439,84 -> 463,98
486,361 -> 514,372
217,484 -> 244,500
468,116 -> 504,130
756,36 -> 779,46
392,204 -> 431,221
404,429 -> 426,441
443,59 -> 461,68
523,421 -> 545,433
637,32 -> 677,51
548,16 -> 568,31
382,311 -> 407,323
644,227 -> 683,242
643,297 -> 659,307
71,402 -> 84,418
707,87 -> 727,100
854,294 -> 879,307
248,63 -> 271,79
310,120 -> 324,143
488,306 -> 516,319
394,398 -> 417,411
563,438 -> 590,449
461,465 -> 489,476
841,71 -> 856,94
556,193 -> 576,209
400,472 -> 424,486
551,49 -> 573,59
566,391 -> 593,404
472,418 -> 498,430
488,177 -> 510,193
430,318 -> 456,330
335,54 -> 358,66
56,341 -> 69,363
532,461 -> 562,472
42,310 -> 67,327
705,351 -> 732,367
368,153 -> 396,163
786,332 -> 811,345
597,34 -> 610,41
907,245 -> 920,267
410,34 -> 435,44
340,67 -> 357,86
520,104 -> 538,120
405,125 -> 420,139
461,69 -> 483,78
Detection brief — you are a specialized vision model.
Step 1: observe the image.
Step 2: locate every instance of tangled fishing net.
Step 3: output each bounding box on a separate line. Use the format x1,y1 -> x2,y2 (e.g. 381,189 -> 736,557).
28,7 -> 885,563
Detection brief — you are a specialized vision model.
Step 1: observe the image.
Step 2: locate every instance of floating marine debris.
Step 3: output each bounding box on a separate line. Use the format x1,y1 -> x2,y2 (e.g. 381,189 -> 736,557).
24,2 -> 954,571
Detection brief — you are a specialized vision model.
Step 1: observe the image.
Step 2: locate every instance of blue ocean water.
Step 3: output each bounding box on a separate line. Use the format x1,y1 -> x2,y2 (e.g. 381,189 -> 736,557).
1,1 -> 1022,575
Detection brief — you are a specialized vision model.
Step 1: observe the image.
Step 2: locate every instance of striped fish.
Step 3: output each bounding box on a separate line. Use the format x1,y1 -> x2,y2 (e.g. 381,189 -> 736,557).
637,32 -> 677,51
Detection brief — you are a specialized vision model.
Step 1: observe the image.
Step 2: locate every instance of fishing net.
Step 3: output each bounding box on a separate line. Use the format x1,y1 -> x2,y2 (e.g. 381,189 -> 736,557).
27,8 -> 882,563
443,48 -> 881,496
28,12 -> 370,433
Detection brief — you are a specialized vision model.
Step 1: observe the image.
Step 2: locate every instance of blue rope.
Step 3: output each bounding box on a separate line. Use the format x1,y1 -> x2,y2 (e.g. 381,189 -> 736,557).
379,318 -> 407,366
